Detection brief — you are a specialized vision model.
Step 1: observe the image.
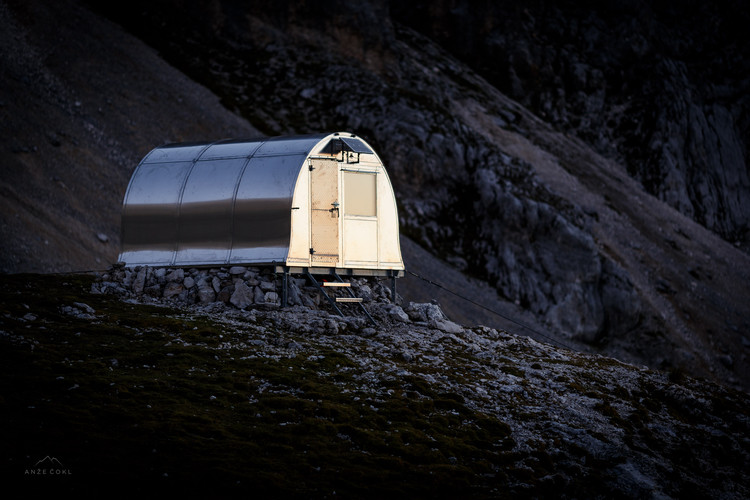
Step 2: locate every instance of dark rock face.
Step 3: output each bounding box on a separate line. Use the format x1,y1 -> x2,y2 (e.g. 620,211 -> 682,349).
89,0 -> 644,344
3,0 -> 750,391
391,0 -> 750,246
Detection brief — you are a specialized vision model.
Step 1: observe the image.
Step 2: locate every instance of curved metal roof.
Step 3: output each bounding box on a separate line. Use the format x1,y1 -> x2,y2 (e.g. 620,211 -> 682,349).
118,132 -> 402,271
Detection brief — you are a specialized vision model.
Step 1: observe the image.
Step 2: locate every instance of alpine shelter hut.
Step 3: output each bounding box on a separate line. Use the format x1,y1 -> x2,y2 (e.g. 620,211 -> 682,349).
118,132 -> 405,310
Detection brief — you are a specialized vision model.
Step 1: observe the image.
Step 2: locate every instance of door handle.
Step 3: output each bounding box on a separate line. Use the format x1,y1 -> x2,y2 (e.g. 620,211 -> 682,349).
329,201 -> 340,217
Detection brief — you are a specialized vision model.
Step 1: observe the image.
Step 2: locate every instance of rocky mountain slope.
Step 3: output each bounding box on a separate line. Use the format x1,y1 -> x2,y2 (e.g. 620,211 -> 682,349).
393,0 -> 750,246
1,0 -> 749,394
1,271 -> 749,498
0,0 -> 257,273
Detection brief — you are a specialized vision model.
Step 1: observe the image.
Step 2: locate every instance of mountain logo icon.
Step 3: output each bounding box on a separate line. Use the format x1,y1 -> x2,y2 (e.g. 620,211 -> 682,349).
25,456 -> 72,476
34,456 -> 64,467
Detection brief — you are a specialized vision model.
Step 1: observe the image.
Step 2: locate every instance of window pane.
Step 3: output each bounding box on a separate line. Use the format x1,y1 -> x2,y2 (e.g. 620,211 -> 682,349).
345,172 -> 376,216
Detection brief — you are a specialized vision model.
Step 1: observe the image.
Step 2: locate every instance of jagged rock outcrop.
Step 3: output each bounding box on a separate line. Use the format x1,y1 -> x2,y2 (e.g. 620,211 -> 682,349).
392,0 -> 750,246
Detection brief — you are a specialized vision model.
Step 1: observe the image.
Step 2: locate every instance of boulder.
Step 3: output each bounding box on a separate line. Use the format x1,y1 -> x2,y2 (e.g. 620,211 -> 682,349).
154,267 -> 166,284
196,278 -> 216,303
166,269 -> 184,283
132,266 -> 148,294
432,319 -> 464,334
217,285 -> 235,303
163,282 -> 184,299
356,283 -> 374,302
383,304 -> 410,323
230,282 -> 254,309
406,302 -> 447,323
288,281 -> 303,306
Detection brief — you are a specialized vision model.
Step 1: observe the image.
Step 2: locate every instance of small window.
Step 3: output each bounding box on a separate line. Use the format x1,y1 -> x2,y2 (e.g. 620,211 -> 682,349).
345,172 -> 376,216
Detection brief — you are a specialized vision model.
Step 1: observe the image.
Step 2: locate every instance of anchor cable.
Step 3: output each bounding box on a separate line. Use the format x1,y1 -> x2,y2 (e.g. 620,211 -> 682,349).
405,270 -> 579,351
37,265 -> 578,351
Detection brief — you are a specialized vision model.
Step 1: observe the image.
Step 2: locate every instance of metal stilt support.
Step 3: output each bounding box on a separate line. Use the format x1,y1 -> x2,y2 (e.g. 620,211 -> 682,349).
281,268 -> 289,308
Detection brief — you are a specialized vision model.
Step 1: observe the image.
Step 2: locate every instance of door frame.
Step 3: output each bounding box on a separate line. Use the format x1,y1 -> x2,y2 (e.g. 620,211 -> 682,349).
308,157 -> 341,267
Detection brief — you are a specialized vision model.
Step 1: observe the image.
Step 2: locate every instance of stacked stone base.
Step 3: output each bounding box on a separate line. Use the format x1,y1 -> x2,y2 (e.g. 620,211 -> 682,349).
92,263 -> 393,312
92,264 -> 466,333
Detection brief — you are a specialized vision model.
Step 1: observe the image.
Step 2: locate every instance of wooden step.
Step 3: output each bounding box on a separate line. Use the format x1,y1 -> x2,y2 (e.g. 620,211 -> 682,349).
323,282 -> 350,287
335,297 -> 362,303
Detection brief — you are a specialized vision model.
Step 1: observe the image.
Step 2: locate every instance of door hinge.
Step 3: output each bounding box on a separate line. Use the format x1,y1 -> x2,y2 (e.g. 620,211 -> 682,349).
309,248 -> 315,255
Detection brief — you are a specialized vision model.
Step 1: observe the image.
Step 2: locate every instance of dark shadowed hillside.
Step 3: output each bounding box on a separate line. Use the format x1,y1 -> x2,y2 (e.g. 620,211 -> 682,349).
1,272 -> 749,498
2,1 -> 750,496
1,0 -> 749,392
92,0 -> 750,390
0,0 -> 257,273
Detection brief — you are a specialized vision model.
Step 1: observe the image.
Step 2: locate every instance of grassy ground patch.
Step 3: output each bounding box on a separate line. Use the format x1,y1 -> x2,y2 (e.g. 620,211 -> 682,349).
0,274 -> 518,498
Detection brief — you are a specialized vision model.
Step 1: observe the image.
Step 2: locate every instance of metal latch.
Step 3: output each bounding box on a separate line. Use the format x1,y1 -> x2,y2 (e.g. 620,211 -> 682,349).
329,201 -> 340,216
